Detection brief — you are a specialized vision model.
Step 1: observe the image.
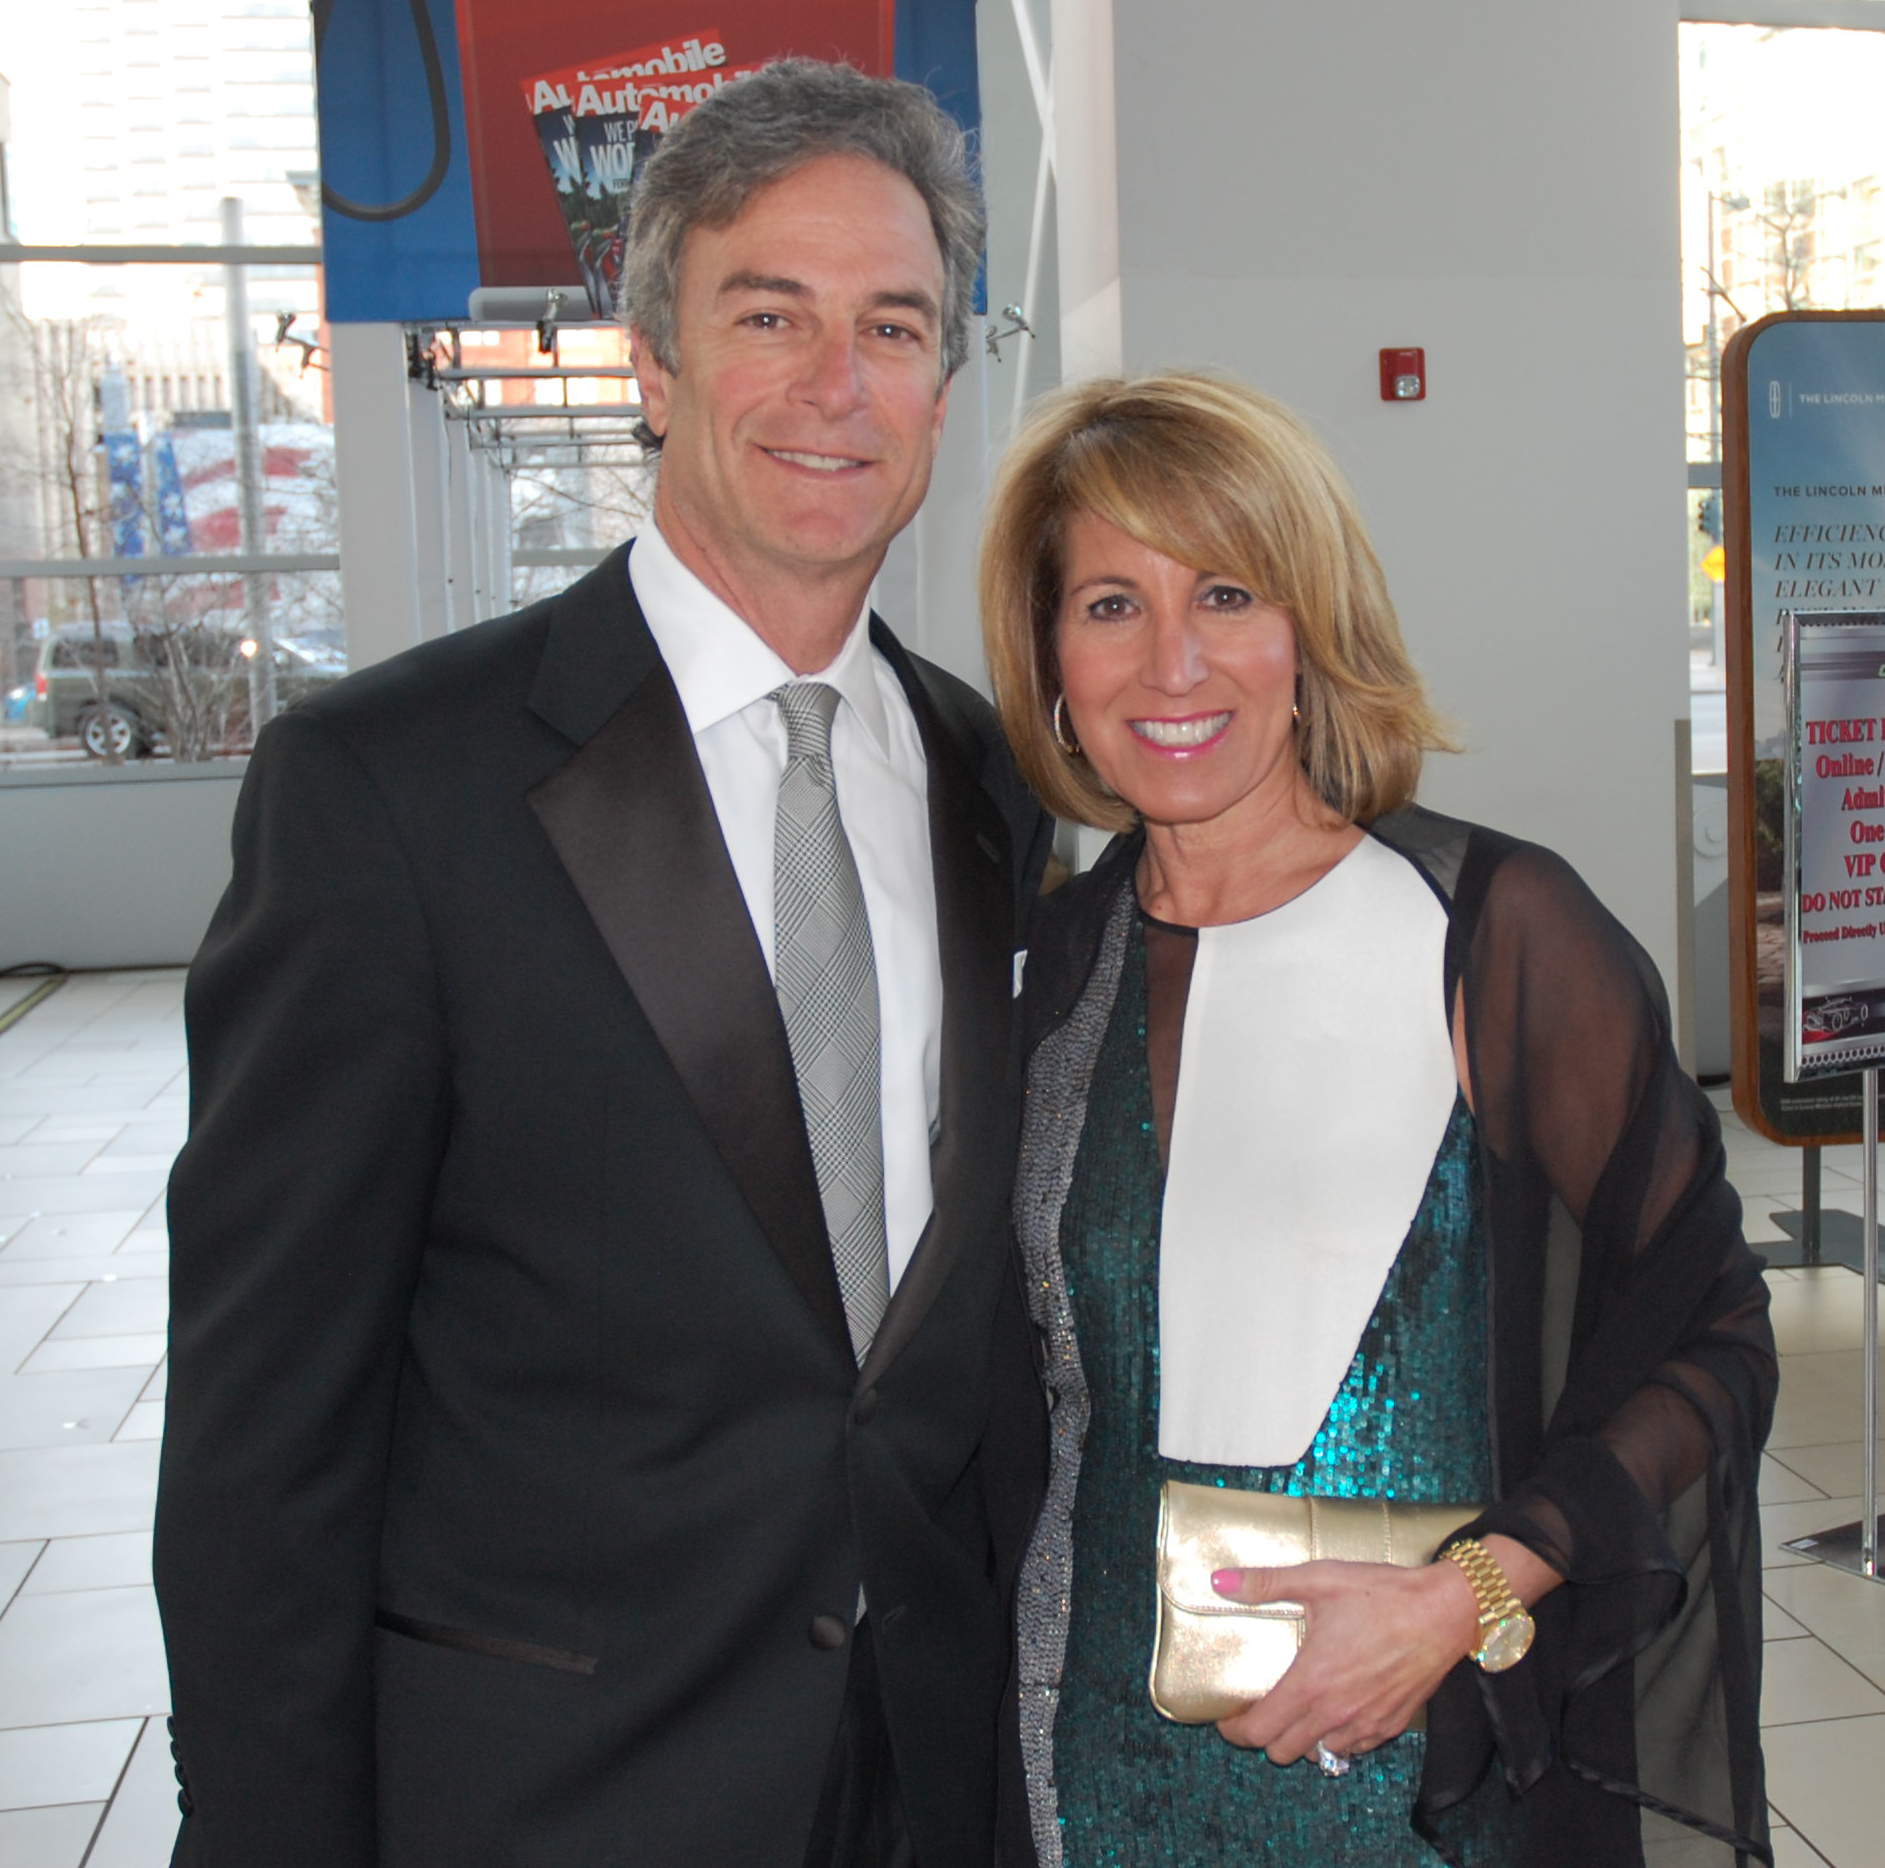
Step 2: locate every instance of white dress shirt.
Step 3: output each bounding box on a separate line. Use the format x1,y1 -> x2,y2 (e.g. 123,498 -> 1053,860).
629,522 -> 942,1290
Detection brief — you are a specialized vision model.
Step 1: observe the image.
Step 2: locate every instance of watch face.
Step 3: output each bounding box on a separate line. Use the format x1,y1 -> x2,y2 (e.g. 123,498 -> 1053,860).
1475,1612 -> 1535,1674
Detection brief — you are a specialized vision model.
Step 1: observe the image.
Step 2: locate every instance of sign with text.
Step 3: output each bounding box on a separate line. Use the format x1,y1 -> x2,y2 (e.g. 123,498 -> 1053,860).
1786,611 -> 1885,1078
1726,312 -> 1885,1138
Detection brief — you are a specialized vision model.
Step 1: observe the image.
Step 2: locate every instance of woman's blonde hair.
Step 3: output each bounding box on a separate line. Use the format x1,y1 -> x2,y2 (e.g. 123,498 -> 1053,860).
979,371 -> 1453,832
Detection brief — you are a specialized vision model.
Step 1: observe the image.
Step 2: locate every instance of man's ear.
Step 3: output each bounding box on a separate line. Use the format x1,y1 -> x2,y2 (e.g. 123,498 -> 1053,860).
629,328 -> 672,438
930,372 -> 951,451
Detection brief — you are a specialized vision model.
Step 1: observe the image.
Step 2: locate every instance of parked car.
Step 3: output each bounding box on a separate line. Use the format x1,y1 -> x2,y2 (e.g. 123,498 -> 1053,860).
27,623 -> 346,758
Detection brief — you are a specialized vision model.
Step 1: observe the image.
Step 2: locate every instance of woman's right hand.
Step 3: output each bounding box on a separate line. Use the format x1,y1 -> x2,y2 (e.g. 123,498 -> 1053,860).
1208,1556 -> 1479,1763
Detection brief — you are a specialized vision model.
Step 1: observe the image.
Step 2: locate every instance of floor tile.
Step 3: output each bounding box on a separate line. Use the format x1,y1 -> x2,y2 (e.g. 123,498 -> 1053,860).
1764,1561 -> 1885,1690
47,1280 -> 168,1341
0,1086 -> 165,1119
21,1532 -> 152,1595
1765,1713 -> 1885,1867
0,1146 -> 104,1179
113,1401 -> 163,1443
1744,1212 -> 1789,1247
97,1127 -> 183,1161
21,1337 -> 167,1376
1767,1441 -> 1869,1500
0,1802 -> 106,1867
1765,1269 -> 1883,1356
0,1177 -> 168,1220
85,1717 -> 182,1868
83,1158 -> 176,1179
139,1363 -> 165,1403
24,1123 -> 127,1145
0,1369 -> 149,1450
1762,1454 -> 1830,1507
1759,1633 -> 1885,1724
0,1540 -> 44,1608
1763,1496 -> 1860,1569
0,1257 -> 161,1289
0,1586 -> 169,1726
0,1720 -> 142,1811
0,1119 -> 35,1145
1770,1825 -> 1834,1866
1764,1596 -> 1811,1639
1766,1349 -> 1865,1451
0,1216 -> 145,1260
0,1286 -> 87,1370
0,1443 -> 160,1542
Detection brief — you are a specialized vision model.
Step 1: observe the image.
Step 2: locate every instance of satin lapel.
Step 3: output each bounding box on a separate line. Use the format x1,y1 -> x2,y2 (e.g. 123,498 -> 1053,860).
860,629 -> 1015,1389
526,561 -> 850,1362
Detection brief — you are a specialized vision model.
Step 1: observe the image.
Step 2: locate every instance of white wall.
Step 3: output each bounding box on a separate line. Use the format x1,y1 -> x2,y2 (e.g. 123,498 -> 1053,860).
1051,0 -> 1690,983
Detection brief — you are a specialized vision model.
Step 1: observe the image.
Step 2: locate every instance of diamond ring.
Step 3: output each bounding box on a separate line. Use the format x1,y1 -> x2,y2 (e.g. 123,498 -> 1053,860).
1315,1741 -> 1352,1778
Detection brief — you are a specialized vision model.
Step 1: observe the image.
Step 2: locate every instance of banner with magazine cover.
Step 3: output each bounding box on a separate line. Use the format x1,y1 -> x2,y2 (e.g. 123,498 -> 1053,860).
314,0 -> 981,323
1725,311 -> 1885,1138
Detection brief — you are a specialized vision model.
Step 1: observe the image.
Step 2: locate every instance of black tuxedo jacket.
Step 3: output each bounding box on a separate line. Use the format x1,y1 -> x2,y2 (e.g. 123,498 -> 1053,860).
155,547 -> 1052,1868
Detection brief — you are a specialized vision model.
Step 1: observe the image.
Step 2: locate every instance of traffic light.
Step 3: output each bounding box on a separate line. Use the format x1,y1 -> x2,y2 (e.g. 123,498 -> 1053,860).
1698,491 -> 1722,542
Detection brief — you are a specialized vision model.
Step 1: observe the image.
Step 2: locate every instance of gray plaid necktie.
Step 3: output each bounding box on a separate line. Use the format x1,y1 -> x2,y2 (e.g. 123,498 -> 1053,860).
771,681 -> 890,1362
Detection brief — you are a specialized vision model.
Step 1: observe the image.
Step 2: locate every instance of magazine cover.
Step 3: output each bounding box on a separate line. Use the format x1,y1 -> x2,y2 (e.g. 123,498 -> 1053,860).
521,32 -> 763,315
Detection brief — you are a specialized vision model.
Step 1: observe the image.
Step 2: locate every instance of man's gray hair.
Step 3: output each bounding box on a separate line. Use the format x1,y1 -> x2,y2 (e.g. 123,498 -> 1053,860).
621,58 -> 985,389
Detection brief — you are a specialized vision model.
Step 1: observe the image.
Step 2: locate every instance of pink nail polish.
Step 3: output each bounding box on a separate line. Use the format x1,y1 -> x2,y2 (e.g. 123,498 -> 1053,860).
1211,1568 -> 1241,1596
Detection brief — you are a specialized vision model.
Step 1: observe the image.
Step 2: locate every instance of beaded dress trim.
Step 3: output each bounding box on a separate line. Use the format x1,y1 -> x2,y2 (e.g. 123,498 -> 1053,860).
1012,886 -> 1135,1868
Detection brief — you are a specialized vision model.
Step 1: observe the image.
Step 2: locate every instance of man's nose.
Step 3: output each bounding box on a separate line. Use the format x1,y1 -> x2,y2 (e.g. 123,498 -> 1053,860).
796,328 -> 869,419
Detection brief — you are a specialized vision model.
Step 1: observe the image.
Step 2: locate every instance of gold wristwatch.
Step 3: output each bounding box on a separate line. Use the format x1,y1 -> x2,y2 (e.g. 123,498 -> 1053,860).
1440,1538 -> 1535,1673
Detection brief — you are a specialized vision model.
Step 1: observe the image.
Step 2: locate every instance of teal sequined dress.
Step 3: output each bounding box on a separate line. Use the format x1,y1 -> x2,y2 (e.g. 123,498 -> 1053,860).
1050,920 -> 1525,1867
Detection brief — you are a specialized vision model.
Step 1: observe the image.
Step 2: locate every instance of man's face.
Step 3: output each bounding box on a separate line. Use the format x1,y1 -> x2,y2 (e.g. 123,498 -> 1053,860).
632,152 -> 952,596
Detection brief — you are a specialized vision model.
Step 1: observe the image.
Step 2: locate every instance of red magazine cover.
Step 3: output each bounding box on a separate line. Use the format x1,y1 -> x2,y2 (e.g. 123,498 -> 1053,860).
522,32 -> 763,315
456,0 -> 896,296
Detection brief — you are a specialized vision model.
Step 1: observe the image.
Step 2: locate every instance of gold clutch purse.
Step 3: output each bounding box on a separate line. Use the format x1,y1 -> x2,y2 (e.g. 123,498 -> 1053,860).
1149,1480 -> 1480,1724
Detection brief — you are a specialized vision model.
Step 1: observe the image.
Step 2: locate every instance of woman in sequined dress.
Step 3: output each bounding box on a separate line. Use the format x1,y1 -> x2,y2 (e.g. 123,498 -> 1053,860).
979,374 -> 1776,1868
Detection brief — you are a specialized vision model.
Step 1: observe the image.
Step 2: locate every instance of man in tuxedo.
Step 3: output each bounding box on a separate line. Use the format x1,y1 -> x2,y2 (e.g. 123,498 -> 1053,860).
155,60 -> 1049,1868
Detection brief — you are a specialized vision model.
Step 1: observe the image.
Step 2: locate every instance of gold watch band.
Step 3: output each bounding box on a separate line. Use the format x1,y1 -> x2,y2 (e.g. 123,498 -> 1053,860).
1440,1537 -> 1535,1673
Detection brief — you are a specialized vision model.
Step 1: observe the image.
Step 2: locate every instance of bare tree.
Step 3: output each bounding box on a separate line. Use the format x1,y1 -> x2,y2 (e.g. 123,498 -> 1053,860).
23,317 -> 122,759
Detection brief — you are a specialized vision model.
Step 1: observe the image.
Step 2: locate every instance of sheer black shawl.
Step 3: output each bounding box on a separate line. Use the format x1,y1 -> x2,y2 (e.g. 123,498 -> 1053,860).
1022,805 -> 1777,1867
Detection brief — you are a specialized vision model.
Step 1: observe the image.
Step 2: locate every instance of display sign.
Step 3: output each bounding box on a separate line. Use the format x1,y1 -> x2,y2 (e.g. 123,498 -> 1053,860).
1785,610 -> 1885,1079
1725,312 -> 1885,1139
312,0 -> 982,325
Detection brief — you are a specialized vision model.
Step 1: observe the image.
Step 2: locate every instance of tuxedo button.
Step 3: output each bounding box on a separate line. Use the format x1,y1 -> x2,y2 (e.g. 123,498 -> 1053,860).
809,1614 -> 848,1651
851,1388 -> 880,1425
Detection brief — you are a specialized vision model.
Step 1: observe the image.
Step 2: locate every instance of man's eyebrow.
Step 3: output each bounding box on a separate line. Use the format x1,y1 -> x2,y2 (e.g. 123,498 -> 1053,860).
868,289 -> 940,324
716,271 -> 810,299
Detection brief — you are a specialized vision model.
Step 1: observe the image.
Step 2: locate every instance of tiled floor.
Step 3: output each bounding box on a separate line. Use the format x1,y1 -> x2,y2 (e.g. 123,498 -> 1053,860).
2,975 -> 1884,1863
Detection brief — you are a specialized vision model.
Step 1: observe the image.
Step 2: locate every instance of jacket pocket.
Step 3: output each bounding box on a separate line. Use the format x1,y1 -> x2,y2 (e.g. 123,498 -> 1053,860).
375,1609 -> 598,1675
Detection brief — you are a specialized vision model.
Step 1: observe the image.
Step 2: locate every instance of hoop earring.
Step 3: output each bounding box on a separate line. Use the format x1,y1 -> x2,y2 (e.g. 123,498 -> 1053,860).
1053,693 -> 1083,758
1292,702 -> 1301,724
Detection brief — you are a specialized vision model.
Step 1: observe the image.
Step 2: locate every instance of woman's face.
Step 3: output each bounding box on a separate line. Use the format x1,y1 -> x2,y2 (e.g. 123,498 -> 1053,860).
1054,510 -> 1303,833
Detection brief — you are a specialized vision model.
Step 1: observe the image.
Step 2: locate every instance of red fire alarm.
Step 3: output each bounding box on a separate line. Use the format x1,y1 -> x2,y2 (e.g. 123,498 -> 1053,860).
1379,348 -> 1426,401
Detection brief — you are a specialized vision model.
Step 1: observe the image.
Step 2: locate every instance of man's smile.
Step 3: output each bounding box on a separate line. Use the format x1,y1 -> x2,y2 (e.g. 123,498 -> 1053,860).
763,447 -> 873,473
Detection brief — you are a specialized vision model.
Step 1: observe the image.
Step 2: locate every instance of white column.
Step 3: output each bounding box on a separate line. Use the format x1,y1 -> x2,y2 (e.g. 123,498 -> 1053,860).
329,323 -> 451,671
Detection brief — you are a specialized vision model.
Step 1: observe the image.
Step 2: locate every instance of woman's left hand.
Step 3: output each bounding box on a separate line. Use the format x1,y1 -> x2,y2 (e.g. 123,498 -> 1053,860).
1209,1557 -> 1480,1763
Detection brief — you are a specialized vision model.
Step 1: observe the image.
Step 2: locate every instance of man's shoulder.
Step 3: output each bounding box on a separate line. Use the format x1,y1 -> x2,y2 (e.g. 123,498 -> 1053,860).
290,549 -> 640,756
297,603 -> 551,736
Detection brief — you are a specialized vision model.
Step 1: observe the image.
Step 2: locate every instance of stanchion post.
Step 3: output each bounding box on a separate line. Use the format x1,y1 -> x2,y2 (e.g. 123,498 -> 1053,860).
1804,1144 -> 1822,1266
